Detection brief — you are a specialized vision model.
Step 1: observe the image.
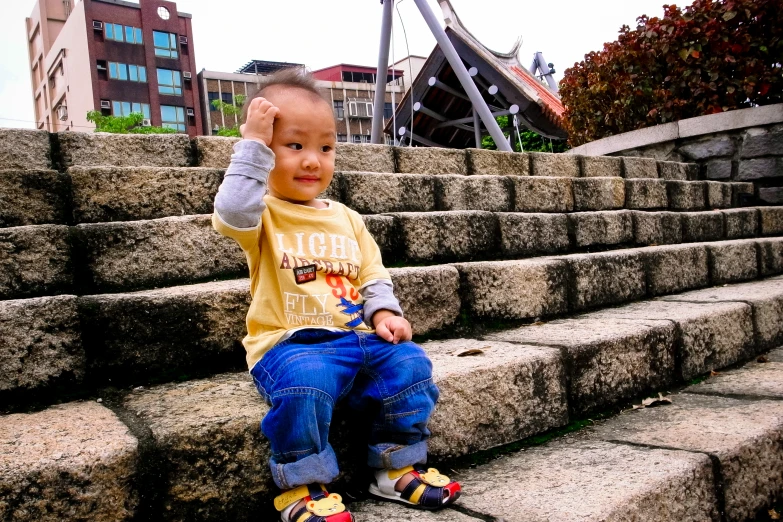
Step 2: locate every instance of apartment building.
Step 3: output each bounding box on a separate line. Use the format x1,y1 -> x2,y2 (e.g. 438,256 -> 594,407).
198,61 -> 406,143
26,0 -> 202,135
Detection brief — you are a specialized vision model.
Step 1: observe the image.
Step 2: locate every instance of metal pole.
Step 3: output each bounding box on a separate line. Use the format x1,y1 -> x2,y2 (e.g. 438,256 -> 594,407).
472,109 -> 481,148
532,52 -> 558,93
413,102 -> 447,122
412,0 -> 511,151
371,0 -> 394,144
435,104 -> 519,128
398,126 -> 441,148
428,77 -> 471,102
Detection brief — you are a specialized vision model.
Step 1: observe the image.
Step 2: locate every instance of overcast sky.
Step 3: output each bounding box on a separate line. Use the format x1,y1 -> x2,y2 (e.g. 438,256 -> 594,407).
0,0 -> 668,129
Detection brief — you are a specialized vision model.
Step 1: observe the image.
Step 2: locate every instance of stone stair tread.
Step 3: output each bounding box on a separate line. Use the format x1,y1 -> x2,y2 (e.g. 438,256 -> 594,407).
17,165 -> 756,227
349,500 -> 481,520
578,299 -> 757,380
688,346 -> 783,399
68,166 -> 224,223
439,353 -> 783,521
586,390 -> 783,522
112,339 -> 567,518
2,207 -> 779,298
0,169 -> 70,227
0,129 -> 51,170
661,278 -> 783,348
449,439 -> 718,521
3,247 -> 783,405
3,297 -> 783,519
0,207 -> 783,299
58,132 -> 193,168
0,401 -> 138,521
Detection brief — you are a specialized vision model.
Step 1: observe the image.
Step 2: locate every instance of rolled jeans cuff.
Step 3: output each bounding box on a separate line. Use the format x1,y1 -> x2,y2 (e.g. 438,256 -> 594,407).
367,440 -> 428,470
270,444 -> 340,490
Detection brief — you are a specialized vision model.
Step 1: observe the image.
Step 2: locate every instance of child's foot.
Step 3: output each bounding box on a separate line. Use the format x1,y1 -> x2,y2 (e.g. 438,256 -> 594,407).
368,466 -> 461,510
274,484 -> 354,522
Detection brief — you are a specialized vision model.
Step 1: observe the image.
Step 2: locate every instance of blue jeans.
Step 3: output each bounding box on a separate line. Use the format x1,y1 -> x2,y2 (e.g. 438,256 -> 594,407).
250,329 -> 439,490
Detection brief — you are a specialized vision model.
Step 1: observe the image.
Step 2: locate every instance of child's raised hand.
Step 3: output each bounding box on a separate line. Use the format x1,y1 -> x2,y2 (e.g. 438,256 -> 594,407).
374,315 -> 413,344
239,97 -> 280,147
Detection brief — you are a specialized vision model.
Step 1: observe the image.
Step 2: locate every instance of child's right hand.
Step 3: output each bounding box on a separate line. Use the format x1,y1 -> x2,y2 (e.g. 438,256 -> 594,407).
239,97 -> 280,147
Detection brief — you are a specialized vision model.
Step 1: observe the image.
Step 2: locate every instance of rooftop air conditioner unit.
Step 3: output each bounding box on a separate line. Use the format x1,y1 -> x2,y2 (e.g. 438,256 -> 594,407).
182,71 -> 192,80
93,21 -> 103,31
142,119 -> 152,126
100,100 -> 111,109
56,105 -> 68,121
179,36 -> 188,44
186,107 -> 195,117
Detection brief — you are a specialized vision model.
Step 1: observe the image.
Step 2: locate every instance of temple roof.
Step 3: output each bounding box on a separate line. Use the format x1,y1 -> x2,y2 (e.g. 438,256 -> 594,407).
386,0 -> 567,147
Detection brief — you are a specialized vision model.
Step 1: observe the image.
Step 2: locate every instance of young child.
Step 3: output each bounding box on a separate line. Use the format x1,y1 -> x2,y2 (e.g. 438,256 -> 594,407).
212,68 -> 461,522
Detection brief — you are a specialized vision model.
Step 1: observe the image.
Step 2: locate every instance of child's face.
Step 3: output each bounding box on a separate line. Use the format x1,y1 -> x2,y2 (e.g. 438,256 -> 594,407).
266,88 -> 336,208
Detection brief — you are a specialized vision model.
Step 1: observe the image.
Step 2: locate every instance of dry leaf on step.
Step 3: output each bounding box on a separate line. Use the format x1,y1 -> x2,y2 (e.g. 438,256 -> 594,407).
769,508 -> 780,520
454,348 -> 485,357
758,355 -> 769,363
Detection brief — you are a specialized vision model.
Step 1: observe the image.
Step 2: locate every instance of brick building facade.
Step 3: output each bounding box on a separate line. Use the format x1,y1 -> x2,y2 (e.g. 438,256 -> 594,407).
26,0 -> 202,135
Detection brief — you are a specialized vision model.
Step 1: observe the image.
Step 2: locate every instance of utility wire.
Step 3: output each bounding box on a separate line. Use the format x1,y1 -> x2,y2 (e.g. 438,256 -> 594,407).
0,116 -> 97,130
396,0 -> 414,146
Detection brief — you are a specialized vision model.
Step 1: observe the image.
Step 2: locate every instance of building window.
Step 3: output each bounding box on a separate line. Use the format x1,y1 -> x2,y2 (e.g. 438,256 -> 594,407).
337,134 -> 347,142
105,24 -> 142,44
333,100 -> 344,119
342,71 -> 375,83
352,134 -> 370,144
157,6 -> 170,20
384,102 -> 394,119
161,105 -> 186,132
207,91 -> 219,104
221,92 -> 233,105
112,101 -> 151,119
153,31 -> 178,58
109,62 -> 146,82
129,65 -> 147,82
347,100 -> 373,118
157,68 -> 182,96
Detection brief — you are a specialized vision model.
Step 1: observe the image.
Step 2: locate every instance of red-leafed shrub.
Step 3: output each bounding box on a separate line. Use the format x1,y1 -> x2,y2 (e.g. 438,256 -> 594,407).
560,0 -> 783,147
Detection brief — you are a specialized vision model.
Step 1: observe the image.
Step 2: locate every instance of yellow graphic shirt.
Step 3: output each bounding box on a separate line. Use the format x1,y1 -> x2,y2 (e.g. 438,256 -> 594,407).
213,195 -> 390,369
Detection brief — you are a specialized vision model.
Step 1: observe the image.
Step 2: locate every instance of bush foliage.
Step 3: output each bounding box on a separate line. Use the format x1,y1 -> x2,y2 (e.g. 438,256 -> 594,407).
560,0 -> 783,147
481,116 -> 569,153
86,111 -> 176,134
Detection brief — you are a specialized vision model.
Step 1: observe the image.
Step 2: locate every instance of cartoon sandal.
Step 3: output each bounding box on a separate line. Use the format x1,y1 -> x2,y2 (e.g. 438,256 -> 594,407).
274,484 -> 354,522
368,466 -> 462,510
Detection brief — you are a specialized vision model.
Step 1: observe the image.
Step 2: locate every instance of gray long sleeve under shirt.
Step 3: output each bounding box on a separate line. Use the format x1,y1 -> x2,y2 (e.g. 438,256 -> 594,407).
213,139 -> 403,324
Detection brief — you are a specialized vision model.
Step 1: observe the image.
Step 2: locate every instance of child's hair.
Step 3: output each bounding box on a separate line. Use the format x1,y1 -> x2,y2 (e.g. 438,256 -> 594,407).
241,68 -> 328,123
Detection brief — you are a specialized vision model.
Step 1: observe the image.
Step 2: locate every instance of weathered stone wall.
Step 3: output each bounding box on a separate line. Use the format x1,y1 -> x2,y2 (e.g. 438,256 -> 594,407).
611,124 -> 783,204
567,105 -> 783,205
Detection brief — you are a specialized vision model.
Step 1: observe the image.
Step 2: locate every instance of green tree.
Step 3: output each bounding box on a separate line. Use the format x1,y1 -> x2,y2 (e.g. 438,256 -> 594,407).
86,111 -> 175,134
481,115 -> 569,153
211,94 -> 246,137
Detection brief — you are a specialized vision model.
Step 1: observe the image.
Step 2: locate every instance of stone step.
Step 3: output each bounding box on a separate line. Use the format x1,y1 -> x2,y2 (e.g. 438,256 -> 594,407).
357,348 -> 783,521
0,166 -> 755,229
3,231 -> 782,409
0,169 -> 71,227
0,129 -> 51,170
0,266 -> 460,406
196,135 -> 700,181
64,168 -> 752,223
57,132 -> 193,168
3,208 -> 781,299
69,166 -> 224,224
3,288 -> 781,520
